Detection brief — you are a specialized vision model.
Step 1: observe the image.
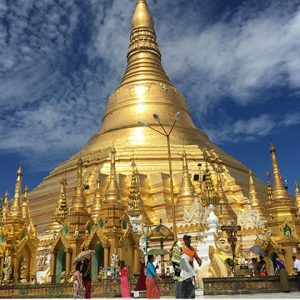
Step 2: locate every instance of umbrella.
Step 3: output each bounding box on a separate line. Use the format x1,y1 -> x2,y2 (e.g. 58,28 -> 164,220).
73,250 -> 95,263
147,248 -> 169,256
249,245 -> 265,257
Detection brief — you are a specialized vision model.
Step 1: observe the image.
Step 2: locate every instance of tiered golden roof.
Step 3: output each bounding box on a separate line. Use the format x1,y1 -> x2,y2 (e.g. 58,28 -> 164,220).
0,168 -> 38,284
98,148 -> 127,254
269,144 -> 297,221
127,160 -> 142,218
2,192 -> 9,224
28,0 -> 263,235
215,170 -> 237,225
249,169 -> 267,222
10,166 -> 22,219
64,158 -> 91,238
175,152 -> 195,219
21,186 -> 31,225
48,177 -> 68,232
90,171 -> 103,223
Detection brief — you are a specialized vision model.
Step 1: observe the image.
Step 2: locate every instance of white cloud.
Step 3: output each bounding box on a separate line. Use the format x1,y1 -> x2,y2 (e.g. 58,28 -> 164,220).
159,1 -> 300,113
0,0 -> 300,171
206,111 -> 300,144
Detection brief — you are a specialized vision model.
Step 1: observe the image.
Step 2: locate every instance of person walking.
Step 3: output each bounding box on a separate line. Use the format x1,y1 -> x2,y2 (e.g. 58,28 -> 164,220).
146,255 -> 161,299
73,261 -> 85,299
170,241 -> 183,298
292,256 -> 300,290
182,235 -> 202,268
119,260 -> 131,298
82,259 -> 92,298
180,252 -> 196,298
273,253 -> 289,292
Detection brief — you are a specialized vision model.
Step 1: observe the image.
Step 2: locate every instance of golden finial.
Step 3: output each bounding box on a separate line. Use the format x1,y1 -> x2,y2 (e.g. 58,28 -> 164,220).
249,169 -> 260,207
215,170 -> 236,225
265,170 -> 272,201
127,159 -> 142,217
270,143 -> 276,152
71,158 -> 87,211
54,178 -> 68,224
91,171 -> 103,223
10,166 -> 23,218
269,143 -> 288,199
249,170 -> 267,222
105,148 -> 120,202
131,0 -> 154,30
176,151 -> 194,218
119,0 -> 170,86
21,185 -> 31,225
295,181 -> 300,216
2,191 -> 9,223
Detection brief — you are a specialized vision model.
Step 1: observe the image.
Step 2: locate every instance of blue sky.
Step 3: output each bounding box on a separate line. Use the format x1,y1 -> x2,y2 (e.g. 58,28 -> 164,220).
0,0 -> 300,198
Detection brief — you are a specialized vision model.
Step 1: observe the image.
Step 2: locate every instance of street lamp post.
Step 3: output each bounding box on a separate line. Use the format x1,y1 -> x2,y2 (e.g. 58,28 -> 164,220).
138,112 -> 181,242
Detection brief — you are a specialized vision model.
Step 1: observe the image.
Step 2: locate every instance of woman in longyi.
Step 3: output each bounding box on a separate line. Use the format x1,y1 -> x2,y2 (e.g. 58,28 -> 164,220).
146,255 -> 161,299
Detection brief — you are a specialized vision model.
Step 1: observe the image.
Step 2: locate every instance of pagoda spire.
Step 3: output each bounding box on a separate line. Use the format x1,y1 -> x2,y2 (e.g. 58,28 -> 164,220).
105,147 -> 121,202
21,185 -> 31,225
56,178 -> 68,223
267,144 -> 296,225
270,144 -> 288,199
10,166 -> 23,218
98,0 -> 203,145
296,181 -> 300,216
249,169 -> 260,207
131,0 -> 154,30
215,169 -> 236,225
91,171 -> 103,223
2,192 -> 9,223
120,0 -> 171,86
266,170 -> 272,207
249,170 -> 267,222
127,160 -> 142,217
176,151 -> 195,219
48,177 -> 68,233
71,158 -> 87,211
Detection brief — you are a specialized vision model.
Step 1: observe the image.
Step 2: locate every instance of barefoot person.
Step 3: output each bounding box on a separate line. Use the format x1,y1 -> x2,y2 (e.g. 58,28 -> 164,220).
146,255 -> 161,299
119,260 -> 130,298
73,261 -> 85,299
182,235 -> 202,267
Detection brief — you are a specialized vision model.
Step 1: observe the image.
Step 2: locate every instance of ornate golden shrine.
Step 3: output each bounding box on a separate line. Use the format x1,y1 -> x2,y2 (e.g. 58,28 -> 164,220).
1,0 -> 300,286
0,168 -> 39,285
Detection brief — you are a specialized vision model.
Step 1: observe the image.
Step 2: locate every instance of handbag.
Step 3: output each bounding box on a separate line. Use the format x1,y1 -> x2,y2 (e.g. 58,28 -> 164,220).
259,271 -> 266,277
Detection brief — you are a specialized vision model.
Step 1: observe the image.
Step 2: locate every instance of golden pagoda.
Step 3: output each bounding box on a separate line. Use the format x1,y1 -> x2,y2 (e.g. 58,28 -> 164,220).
15,0 -> 299,277
263,144 -> 300,272
28,0 -> 256,236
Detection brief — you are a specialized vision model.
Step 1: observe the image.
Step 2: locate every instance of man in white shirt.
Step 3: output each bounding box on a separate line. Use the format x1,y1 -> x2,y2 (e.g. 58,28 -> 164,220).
180,253 -> 196,298
292,256 -> 300,290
